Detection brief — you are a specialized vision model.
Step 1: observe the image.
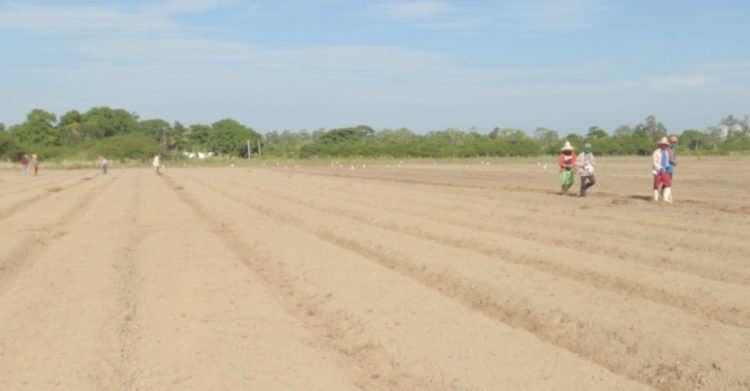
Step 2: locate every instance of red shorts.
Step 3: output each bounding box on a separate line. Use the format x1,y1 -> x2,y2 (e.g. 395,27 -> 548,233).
653,172 -> 671,189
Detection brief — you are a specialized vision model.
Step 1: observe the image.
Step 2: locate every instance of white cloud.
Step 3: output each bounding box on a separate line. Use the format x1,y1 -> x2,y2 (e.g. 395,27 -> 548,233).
646,75 -> 714,91
367,1 -> 487,31
374,1 -> 452,19
502,0 -> 615,31
0,3 -> 172,33
144,0 -> 228,14
0,0 -> 227,34
64,37 -> 449,76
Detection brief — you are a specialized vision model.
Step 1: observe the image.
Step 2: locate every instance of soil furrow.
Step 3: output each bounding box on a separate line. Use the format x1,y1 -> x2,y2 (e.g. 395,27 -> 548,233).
0,173 -> 99,220
183,168 -> 750,391
0,173 -> 120,296
262,169 -> 750,282
1,159 -> 746,391
167,170 -> 656,389
234,176 -> 750,328
161,172 -> 429,390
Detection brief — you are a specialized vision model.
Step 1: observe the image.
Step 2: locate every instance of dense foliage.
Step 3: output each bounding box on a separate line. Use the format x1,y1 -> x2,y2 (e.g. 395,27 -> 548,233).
1,108 -> 748,161
265,116 -> 749,159
1,107 -> 261,161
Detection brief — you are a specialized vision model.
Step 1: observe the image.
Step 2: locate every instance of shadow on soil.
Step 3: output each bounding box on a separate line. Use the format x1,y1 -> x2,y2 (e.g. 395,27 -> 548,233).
629,194 -> 653,202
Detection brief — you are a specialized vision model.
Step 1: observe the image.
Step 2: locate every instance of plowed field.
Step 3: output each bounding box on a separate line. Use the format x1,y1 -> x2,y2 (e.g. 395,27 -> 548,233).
1,156 -> 748,390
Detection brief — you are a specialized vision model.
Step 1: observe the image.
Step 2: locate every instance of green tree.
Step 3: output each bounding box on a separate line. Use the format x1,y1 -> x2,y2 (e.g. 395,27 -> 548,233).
614,125 -> 634,136
720,129 -> 750,152
586,126 -> 608,139
0,130 -> 22,159
375,128 -> 417,144
564,133 -> 582,149
167,121 -> 188,151
318,126 -> 373,144
58,110 -> 83,145
186,124 -> 211,152
10,108 -> 60,145
80,107 -> 139,139
138,119 -> 171,147
94,133 -> 167,160
634,115 -> 667,141
679,129 -> 706,151
534,127 -> 560,155
208,119 -> 260,157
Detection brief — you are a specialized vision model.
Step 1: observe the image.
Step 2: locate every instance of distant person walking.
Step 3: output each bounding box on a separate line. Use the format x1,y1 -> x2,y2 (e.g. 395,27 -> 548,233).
667,135 -> 678,179
20,153 -> 30,175
577,143 -> 596,197
30,154 -> 39,176
152,153 -> 162,175
558,141 -> 576,194
652,137 -> 672,202
99,155 -> 109,174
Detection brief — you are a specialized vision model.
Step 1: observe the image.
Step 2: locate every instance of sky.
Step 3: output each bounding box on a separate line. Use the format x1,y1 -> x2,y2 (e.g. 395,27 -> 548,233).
1,0 -> 749,136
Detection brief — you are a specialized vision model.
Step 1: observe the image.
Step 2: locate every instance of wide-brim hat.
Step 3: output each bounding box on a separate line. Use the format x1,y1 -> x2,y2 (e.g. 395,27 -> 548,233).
657,137 -> 669,145
561,141 -> 574,151
584,143 -> 592,148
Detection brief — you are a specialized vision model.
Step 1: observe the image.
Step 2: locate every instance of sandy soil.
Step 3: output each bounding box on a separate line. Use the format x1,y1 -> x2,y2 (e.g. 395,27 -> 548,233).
0,156 -> 748,390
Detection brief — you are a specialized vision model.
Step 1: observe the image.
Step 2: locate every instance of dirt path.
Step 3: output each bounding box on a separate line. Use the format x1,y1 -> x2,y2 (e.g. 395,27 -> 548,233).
0,156 -> 748,390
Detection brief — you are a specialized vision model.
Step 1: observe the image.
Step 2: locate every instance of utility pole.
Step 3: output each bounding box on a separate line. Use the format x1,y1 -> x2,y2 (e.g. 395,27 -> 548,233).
247,139 -> 251,159
257,139 -> 261,157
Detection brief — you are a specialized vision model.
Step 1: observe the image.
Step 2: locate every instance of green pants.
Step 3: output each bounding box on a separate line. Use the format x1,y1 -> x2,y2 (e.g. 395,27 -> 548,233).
559,170 -> 574,186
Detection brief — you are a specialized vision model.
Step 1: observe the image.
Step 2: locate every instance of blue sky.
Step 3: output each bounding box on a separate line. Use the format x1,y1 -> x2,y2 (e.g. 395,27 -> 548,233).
1,0 -> 748,135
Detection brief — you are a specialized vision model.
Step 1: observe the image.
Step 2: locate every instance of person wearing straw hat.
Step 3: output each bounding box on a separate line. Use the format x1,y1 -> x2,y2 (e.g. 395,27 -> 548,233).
652,137 -> 672,202
30,154 -> 39,176
558,140 -> 576,194
576,143 -> 596,197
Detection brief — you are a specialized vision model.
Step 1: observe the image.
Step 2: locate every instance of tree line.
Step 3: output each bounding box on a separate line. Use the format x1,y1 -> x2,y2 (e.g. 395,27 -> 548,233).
1,109 -> 748,161
0,107 -> 261,161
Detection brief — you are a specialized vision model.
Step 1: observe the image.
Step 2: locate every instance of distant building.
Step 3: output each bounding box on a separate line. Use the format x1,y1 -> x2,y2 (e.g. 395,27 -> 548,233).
714,114 -> 748,139
183,151 -> 216,159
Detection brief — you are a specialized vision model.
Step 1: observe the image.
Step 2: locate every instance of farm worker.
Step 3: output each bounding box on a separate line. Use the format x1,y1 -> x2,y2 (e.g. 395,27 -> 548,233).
667,135 -> 678,179
99,155 -> 108,174
152,153 -> 162,175
20,153 -> 30,175
558,140 -> 576,194
576,143 -> 596,197
652,137 -> 672,202
30,154 -> 39,176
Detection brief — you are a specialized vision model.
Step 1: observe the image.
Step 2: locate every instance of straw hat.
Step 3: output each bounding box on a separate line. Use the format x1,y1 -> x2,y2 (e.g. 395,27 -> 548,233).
657,137 -> 669,145
561,141 -> 574,151
584,143 -> 592,148
31,154 -> 37,158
